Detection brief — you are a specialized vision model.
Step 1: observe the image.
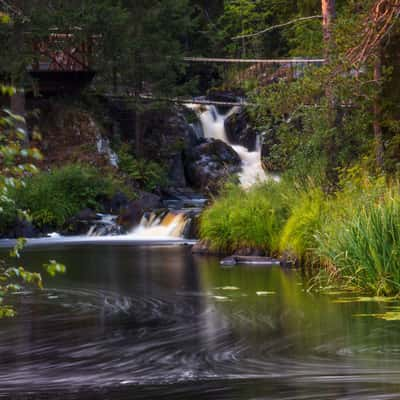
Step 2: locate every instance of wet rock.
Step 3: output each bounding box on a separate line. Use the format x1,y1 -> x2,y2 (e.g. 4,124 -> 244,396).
220,256 -> 281,266
75,208 -> 98,221
225,109 -> 258,151
6,219 -> 39,239
136,191 -> 163,210
117,202 -> 143,231
168,153 -> 187,188
117,192 -> 162,231
103,192 -> 130,213
63,208 -> 99,235
184,139 -> 242,193
87,220 -> 122,237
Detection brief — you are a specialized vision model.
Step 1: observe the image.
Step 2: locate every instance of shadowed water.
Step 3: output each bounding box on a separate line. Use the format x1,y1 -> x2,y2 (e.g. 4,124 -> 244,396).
1,244 -> 400,399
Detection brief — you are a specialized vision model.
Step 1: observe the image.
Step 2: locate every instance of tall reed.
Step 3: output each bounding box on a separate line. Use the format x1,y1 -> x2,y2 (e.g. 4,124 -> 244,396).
316,189 -> 400,295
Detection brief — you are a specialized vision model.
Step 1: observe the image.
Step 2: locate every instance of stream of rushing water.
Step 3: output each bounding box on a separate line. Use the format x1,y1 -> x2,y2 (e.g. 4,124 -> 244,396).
2,244 -> 400,399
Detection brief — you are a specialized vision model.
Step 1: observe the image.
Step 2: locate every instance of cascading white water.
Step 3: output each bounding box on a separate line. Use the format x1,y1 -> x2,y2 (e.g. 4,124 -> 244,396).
127,212 -> 189,239
187,104 -> 268,189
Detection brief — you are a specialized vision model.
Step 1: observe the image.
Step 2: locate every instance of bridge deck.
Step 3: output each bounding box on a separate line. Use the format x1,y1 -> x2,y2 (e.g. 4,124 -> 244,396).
107,94 -> 251,107
183,57 -> 325,64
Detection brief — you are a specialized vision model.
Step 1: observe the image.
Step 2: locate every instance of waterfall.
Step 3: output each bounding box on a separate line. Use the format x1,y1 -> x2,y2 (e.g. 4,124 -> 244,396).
127,212 -> 189,239
187,104 -> 268,189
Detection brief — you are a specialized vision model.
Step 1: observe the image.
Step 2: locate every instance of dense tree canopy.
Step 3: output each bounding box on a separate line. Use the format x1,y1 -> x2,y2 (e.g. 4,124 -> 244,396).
0,0 -> 197,95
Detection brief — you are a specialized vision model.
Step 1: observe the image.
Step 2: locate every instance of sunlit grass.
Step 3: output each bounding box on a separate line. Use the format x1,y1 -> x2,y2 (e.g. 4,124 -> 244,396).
317,188 -> 400,296
200,172 -> 400,296
200,181 -> 291,254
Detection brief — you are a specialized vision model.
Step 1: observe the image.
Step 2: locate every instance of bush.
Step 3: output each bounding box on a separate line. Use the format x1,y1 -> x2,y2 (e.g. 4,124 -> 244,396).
14,164 -> 122,229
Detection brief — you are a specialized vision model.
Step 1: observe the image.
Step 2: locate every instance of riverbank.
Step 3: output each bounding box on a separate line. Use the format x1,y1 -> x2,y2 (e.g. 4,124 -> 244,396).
199,171 -> 400,296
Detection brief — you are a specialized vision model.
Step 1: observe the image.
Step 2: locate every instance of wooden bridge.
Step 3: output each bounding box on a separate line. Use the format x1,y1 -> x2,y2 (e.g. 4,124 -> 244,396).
107,93 -> 251,107
105,57 -> 324,107
183,57 -> 325,64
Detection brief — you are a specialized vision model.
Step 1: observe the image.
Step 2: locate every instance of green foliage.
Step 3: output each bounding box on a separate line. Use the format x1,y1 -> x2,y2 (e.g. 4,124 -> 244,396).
0,247 -> 66,318
200,167 -> 400,295
14,164 -> 120,229
279,188 -> 325,262
117,145 -> 168,192
200,182 -> 291,254
0,84 -> 66,317
44,260 -> 66,277
316,186 -> 400,296
252,62 -> 375,183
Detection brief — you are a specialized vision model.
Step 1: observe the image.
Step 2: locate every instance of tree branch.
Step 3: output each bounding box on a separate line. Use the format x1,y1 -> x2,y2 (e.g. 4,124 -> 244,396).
232,15 -> 323,41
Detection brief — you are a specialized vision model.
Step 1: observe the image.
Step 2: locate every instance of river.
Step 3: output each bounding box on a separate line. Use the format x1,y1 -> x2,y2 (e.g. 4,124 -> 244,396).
1,244 -> 400,399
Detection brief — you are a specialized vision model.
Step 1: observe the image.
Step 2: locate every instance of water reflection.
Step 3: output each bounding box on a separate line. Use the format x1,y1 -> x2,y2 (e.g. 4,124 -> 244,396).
0,245 -> 400,399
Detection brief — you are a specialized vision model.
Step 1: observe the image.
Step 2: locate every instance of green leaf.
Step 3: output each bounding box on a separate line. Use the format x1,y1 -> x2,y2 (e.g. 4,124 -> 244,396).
44,260 -> 66,277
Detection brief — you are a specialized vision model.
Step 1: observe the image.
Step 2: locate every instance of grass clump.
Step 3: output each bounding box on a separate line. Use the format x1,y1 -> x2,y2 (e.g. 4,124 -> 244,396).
200,182 -> 290,254
200,168 -> 400,296
279,188 -> 326,263
15,164 -> 125,229
316,188 -> 400,296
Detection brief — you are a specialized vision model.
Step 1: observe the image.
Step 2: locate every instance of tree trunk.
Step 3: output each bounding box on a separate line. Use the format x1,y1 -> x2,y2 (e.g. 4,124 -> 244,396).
322,0 -> 336,63
322,0 -> 336,113
322,0 -> 337,181
373,47 -> 384,171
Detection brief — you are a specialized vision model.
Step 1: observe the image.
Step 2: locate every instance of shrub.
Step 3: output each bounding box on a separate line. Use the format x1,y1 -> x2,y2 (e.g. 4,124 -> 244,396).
15,164 -> 121,229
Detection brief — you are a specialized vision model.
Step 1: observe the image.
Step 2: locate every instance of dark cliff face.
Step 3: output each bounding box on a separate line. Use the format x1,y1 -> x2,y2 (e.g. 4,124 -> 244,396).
27,98 -> 115,169
183,138 -> 242,193
26,96 -> 259,195
225,109 -> 258,152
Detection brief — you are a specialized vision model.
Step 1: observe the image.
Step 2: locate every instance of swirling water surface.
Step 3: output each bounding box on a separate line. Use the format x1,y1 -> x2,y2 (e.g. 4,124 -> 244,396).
1,244 -> 400,399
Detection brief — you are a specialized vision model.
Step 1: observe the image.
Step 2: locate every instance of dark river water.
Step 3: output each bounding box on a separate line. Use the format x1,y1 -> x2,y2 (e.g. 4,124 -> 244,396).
1,244 -> 400,399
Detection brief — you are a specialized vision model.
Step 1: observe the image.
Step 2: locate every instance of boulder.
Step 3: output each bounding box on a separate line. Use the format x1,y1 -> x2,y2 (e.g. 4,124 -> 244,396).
184,139 -> 242,193
75,208 -> 98,221
167,153 -> 187,188
117,201 -> 143,231
117,191 -> 162,231
136,191 -> 163,210
7,219 -> 38,239
225,109 -> 258,151
103,191 -> 130,213
63,208 -> 99,235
